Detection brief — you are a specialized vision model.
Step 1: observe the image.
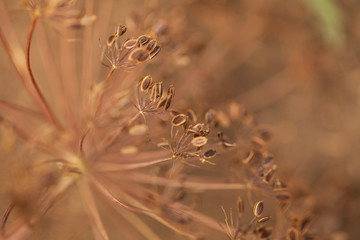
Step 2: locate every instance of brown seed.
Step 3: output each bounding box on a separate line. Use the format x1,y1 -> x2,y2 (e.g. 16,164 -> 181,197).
205,110 -> 216,124
275,192 -> 291,202
137,35 -> 151,46
243,150 -> 254,164
164,95 -> 172,110
123,38 -> 137,49
107,34 -> 116,47
237,197 -> 244,216
286,227 -> 298,240
186,109 -> 197,123
189,123 -> 204,134
172,114 -> 187,126
140,75 -> 153,91
263,154 -> 273,165
156,96 -> 167,109
146,39 -> 157,52
129,48 -> 144,61
253,201 -> 264,217
149,45 -> 161,59
263,167 -> 276,183
251,136 -> 266,149
255,226 -> 272,238
203,149 -> 216,158
137,51 -> 149,62
116,25 -> 127,36
300,215 -> 312,232
257,216 -> 272,223
191,136 -> 208,147
167,85 -> 175,97
222,138 -> 236,148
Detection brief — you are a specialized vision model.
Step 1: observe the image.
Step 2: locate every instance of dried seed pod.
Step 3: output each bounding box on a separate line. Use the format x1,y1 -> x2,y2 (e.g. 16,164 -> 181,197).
137,51 -> 150,62
257,216 -> 272,223
151,82 -> 163,101
149,45 -> 161,59
253,201 -> 264,217
188,123 -> 204,134
216,110 -> 230,128
263,154 -> 273,165
137,35 -> 151,46
156,96 -> 167,109
203,149 -> 216,159
300,215 -> 312,233
140,75 -> 153,91
115,25 -> 127,36
164,94 -> 173,110
251,136 -> 266,149
172,114 -> 187,127
123,38 -> 137,49
263,167 -> 276,183
146,39 -> 157,52
186,109 -> 197,123
237,197 -> 244,216
170,110 -> 181,117
255,226 -> 272,238
205,110 -> 216,124
173,189 -> 187,201
286,227 -> 298,240
222,138 -> 236,148
129,48 -> 146,61
275,192 -> 291,202
191,136 -> 208,147
107,34 -> 116,47
243,150 -> 254,164
167,85 -> 175,97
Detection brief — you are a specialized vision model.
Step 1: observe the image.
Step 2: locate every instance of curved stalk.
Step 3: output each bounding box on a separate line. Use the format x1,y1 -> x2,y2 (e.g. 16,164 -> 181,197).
95,68 -> 115,115
26,15 -> 61,129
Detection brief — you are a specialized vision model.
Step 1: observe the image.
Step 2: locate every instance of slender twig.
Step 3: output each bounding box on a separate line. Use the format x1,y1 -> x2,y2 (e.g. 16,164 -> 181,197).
26,15 -> 61,129
1,202 -> 15,231
0,100 -> 43,119
94,68 -> 115,115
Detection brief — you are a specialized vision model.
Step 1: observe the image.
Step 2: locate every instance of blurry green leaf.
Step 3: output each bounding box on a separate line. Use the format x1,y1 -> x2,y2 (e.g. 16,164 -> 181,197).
304,0 -> 344,49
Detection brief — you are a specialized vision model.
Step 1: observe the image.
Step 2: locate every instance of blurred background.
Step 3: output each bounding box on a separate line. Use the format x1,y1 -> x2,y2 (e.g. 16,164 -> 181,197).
1,0 -> 360,239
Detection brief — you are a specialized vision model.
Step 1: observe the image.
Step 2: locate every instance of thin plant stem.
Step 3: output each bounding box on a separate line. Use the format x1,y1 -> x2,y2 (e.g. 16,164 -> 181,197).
26,15 -> 61,130
1,203 -> 15,231
95,68 -> 115,115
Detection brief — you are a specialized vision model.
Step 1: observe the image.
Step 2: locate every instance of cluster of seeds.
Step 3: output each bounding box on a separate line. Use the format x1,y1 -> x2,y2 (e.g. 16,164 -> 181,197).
222,197 -> 273,239
102,25 -> 161,69
156,109 -> 224,165
136,75 -> 174,116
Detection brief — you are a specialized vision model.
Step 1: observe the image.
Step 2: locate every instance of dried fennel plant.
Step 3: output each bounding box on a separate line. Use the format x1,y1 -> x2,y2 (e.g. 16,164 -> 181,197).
0,1 -> 306,240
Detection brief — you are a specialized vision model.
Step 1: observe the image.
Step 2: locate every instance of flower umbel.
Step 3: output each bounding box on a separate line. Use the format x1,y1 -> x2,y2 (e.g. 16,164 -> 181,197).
0,1 -> 294,239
